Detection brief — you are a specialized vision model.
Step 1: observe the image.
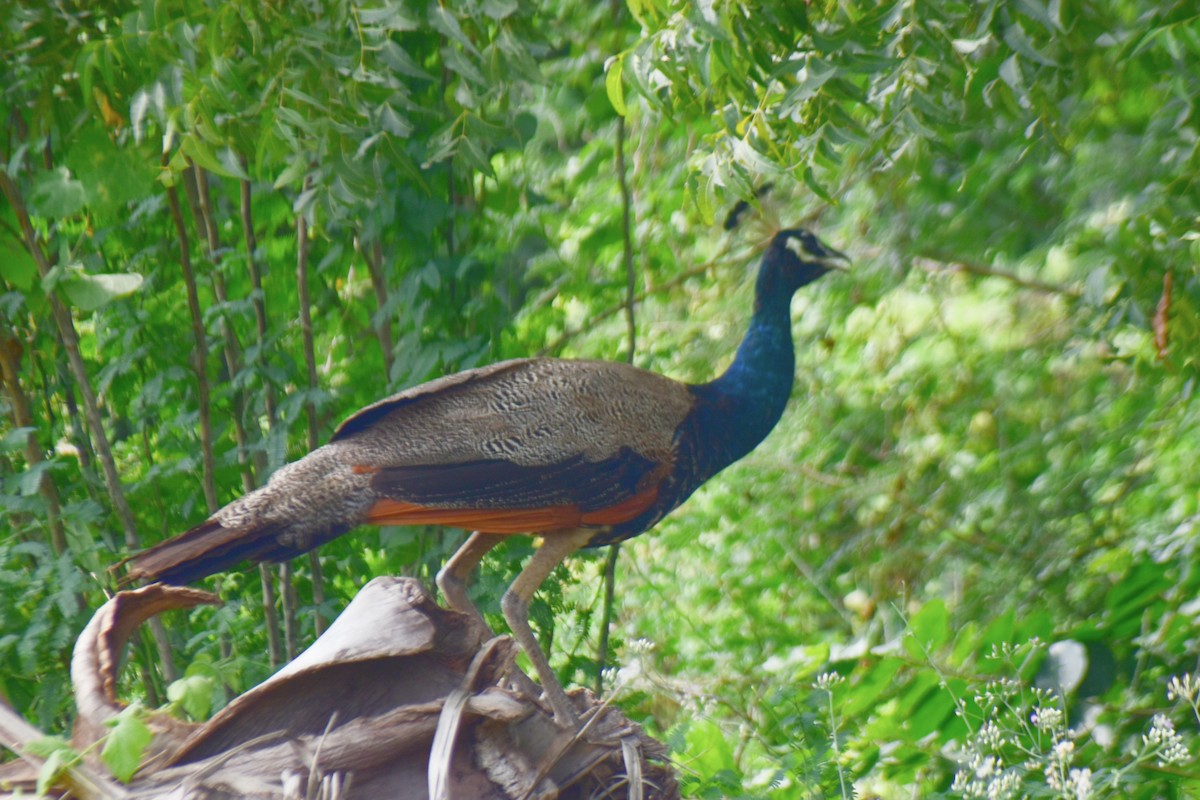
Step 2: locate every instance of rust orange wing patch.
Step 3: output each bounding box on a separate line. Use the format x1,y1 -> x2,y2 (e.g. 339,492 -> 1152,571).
364,485 -> 660,535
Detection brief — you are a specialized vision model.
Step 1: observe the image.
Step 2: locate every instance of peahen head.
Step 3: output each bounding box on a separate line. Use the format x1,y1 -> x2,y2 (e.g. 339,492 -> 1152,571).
759,228 -> 849,297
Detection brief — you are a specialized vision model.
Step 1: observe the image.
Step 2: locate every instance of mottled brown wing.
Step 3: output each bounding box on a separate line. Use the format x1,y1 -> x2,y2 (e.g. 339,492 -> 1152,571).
331,358 -> 695,533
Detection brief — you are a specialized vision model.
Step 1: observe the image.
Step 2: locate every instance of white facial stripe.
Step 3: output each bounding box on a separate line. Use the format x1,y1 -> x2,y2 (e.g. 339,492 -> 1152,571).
785,236 -> 815,260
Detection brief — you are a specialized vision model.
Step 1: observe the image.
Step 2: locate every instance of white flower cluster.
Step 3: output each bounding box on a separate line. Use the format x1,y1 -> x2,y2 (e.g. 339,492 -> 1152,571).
977,720 -> 1006,749
1167,673 -> 1198,704
627,637 -> 656,655
951,753 -> 1021,800
1031,705 -> 1064,733
1143,714 -> 1189,766
1044,765 -> 1092,800
1043,739 -> 1093,799
813,671 -> 844,692
974,678 -> 1021,708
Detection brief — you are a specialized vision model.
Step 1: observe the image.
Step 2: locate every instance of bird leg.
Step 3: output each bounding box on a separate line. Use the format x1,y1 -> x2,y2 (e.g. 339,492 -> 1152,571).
500,528 -> 592,728
436,531 -> 505,633
437,531 -> 544,700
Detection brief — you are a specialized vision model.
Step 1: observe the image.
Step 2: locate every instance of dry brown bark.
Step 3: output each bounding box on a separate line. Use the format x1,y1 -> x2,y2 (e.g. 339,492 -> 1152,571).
0,578 -> 676,800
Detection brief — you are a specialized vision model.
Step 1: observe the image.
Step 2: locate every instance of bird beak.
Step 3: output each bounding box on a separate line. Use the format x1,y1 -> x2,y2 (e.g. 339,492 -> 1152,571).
819,247 -> 851,271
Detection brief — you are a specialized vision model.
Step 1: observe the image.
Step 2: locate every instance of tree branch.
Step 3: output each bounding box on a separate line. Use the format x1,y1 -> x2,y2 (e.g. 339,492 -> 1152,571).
913,252 -> 1081,297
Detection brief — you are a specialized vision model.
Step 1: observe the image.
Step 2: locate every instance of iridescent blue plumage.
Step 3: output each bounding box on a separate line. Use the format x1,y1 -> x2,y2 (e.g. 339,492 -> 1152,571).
595,228 -> 847,545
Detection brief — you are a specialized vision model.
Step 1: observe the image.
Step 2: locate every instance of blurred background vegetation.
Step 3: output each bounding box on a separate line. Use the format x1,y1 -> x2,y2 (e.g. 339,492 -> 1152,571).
2,0 -> 1199,796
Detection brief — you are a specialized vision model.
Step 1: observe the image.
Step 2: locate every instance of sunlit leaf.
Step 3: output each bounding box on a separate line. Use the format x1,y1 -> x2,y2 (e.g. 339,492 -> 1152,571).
102,706 -> 153,783
60,269 -> 145,312
606,54 -> 626,117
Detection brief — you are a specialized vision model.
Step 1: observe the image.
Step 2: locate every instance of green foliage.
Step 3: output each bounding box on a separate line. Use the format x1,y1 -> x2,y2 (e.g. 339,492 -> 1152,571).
3,0 -> 1200,796
166,664 -> 218,722
101,705 -> 154,784
26,736 -> 82,796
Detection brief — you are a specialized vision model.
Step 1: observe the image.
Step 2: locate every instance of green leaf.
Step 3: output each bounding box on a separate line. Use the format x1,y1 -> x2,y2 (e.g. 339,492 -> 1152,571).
274,155 -> 311,190
19,461 -> 51,496
801,165 -> 832,202
952,35 -> 992,54
356,2 -> 419,30
606,54 -> 627,117
430,7 -> 480,57
998,55 -> 1024,93
682,719 -> 737,779
906,598 -> 950,656
167,674 -> 215,720
379,40 -> 433,80
30,168 -> 86,219
379,104 -> 414,138
732,138 -> 781,176
30,737 -> 80,797
26,735 -> 73,759
102,706 -> 153,783
60,269 -> 145,312
841,657 -> 903,717
181,134 -> 237,179
65,126 -> 156,219
0,238 -> 37,289
480,0 -> 517,20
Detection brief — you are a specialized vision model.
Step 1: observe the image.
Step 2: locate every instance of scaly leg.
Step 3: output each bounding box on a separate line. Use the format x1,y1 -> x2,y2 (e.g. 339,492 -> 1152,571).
500,528 -> 592,728
437,531 -> 543,700
436,531 -> 505,632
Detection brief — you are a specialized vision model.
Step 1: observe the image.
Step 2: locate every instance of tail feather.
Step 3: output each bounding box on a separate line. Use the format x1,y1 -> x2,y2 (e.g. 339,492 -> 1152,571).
124,518 -> 286,585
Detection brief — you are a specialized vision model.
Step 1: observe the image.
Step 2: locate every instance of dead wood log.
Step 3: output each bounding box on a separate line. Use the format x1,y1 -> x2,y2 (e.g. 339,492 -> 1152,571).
0,577 -> 677,799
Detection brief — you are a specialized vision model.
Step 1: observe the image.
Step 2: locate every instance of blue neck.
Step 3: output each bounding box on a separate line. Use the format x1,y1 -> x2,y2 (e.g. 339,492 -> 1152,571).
690,282 -> 796,471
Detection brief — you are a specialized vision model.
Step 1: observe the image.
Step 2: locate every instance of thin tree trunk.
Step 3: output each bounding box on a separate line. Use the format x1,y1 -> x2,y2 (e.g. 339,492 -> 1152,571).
596,17 -> 639,690
190,163 -> 257,497
163,156 -> 219,515
259,565 -> 282,670
239,162 -> 277,457
194,166 -> 255,670
280,561 -> 299,661
239,160 -> 284,670
295,176 -> 325,636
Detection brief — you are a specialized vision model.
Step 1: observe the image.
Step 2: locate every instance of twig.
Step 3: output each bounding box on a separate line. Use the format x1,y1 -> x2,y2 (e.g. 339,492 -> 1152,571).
537,254 -> 725,358
913,252 -> 1080,297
